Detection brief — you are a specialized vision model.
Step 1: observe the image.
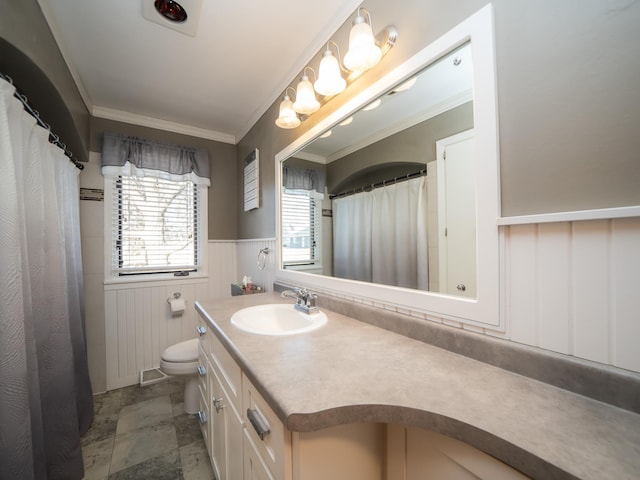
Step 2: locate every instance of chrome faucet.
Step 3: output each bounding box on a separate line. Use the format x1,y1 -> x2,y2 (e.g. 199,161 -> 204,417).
281,287 -> 319,314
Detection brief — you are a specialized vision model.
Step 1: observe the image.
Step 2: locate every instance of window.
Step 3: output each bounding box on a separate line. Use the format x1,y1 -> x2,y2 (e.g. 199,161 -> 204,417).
107,175 -> 205,277
281,188 -> 321,266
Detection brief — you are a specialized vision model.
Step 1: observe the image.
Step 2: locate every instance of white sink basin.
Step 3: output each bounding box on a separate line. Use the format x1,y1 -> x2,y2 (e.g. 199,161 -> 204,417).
230,304 -> 327,336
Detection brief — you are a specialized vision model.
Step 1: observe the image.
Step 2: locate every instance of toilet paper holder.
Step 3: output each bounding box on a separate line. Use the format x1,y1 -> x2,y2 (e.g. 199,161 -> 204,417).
167,292 -> 182,304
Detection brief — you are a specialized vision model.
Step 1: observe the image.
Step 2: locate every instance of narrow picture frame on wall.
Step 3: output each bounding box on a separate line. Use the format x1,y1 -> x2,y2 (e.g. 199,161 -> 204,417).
244,148 -> 259,211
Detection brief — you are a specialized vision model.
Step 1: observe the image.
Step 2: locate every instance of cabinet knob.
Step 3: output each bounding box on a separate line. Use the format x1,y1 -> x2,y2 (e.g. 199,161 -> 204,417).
197,365 -> 206,377
457,284 -> 466,292
197,410 -> 207,425
196,325 -> 207,336
213,397 -> 224,413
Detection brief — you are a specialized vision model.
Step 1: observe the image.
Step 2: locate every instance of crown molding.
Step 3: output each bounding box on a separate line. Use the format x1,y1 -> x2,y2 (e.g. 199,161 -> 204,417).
92,106 -> 236,144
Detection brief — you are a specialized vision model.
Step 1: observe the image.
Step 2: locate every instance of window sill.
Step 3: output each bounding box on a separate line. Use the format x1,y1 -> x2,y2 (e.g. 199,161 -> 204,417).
283,264 -> 323,273
104,271 -> 208,290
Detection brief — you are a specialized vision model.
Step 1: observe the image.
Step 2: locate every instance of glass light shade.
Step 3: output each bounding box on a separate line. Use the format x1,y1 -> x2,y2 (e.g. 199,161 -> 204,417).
363,98 -> 382,111
292,75 -> 320,114
275,94 -> 300,129
393,76 -> 418,93
314,49 -> 346,97
343,18 -> 382,71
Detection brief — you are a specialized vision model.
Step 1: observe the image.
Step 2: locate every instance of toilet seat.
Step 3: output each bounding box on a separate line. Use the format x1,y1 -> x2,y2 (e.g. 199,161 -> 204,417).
160,338 -> 199,376
161,338 -> 199,363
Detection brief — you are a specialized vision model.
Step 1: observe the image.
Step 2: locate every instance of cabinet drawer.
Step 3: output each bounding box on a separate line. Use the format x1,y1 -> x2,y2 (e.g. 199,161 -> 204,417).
210,333 -> 242,415
243,376 -> 290,480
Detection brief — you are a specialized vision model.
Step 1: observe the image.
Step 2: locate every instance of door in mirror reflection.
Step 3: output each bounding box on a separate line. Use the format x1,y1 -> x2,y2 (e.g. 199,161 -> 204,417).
437,130 -> 476,298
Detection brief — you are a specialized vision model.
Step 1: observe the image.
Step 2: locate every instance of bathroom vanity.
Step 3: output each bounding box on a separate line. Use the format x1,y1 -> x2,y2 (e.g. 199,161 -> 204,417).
194,293 -> 640,480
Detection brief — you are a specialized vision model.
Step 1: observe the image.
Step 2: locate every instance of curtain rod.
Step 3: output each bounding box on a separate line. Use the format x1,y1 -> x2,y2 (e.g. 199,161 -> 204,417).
0,72 -> 84,170
329,168 -> 427,200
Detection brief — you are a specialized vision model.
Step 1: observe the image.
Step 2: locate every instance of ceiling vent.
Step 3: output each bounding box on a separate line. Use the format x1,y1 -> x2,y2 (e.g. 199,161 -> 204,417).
142,0 -> 203,37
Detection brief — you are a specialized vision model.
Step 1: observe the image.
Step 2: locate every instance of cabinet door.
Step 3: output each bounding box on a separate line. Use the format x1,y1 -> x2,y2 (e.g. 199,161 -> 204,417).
210,363 -> 243,480
243,430 -> 276,480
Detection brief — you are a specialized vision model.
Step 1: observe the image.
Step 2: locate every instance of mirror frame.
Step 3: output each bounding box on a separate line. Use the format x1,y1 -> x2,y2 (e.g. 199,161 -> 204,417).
275,5 -> 503,329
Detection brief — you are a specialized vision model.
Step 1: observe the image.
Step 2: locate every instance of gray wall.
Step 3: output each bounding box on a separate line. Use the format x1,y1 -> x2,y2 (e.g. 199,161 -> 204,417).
90,117 -> 238,240
0,0 -> 90,163
327,102 -> 474,194
237,0 -> 640,238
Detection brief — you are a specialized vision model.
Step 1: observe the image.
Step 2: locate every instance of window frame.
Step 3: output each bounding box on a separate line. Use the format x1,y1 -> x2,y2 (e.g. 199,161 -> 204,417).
281,187 -> 322,269
104,174 -> 208,284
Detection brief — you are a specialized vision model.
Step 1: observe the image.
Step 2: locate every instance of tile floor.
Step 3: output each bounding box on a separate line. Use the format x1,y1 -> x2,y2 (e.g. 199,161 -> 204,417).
81,377 -> 215,480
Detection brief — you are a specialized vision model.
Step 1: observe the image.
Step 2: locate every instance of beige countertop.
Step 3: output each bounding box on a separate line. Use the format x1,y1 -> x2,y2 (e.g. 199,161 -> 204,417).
195,293 -> 640,480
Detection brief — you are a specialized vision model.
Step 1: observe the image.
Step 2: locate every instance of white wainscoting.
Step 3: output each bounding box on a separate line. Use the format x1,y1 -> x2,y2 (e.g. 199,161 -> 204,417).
502,217 -> 640,372
104,279 -> 210,390
236,238 -> 277,293
103,239 -> 277,390
103,221 -> 640,390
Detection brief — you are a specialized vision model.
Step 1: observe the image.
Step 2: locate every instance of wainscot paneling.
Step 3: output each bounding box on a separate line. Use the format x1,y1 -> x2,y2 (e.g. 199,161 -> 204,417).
104,279 -> 209,390
236,238 -> 277,293
503,217 -> 640,372
103,221 -> 640,390
103,240 -> 277,390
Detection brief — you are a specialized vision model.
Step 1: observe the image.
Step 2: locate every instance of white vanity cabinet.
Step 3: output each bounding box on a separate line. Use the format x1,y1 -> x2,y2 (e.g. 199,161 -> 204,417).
197,310 -> 526,480
196,317 -> 243,480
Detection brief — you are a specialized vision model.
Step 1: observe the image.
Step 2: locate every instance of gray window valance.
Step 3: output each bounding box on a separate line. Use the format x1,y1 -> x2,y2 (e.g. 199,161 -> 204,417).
282,165 -> 325,193
101,133 -> 210,186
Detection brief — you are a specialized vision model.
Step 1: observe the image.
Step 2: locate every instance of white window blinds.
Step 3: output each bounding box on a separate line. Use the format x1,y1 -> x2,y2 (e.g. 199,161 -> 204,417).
110,176 -> 200,275
281,188 -> 320,265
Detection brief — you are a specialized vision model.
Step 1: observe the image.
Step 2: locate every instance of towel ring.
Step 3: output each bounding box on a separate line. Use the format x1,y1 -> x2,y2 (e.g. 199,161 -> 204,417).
257,247 -> 269,270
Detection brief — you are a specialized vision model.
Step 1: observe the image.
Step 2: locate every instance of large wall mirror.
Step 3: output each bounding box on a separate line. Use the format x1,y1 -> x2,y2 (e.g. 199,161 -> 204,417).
275,5 -> 502,328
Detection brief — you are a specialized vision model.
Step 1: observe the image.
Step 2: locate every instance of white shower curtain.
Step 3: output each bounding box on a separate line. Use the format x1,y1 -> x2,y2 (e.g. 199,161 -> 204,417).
0,79 -> 93,479
333,176 -> 429,290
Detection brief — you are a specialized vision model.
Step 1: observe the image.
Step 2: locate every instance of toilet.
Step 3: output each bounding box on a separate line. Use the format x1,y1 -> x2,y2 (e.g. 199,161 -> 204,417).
160,338 -> 200,415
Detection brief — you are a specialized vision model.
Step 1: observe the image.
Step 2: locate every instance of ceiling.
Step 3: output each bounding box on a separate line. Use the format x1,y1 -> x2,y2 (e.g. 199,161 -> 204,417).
37,0 -> 362,144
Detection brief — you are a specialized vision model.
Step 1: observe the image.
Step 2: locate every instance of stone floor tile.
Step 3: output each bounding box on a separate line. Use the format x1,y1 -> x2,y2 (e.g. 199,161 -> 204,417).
115,396 -> 173,435
109,421 -> 178,474
82,413 -> 119,447
174,413 -> 202,447
180,440 -> 215,480
108,449 -> 183,480
81,437 -> 114,480
93,389 -> 123,416
120,378 -> 184,408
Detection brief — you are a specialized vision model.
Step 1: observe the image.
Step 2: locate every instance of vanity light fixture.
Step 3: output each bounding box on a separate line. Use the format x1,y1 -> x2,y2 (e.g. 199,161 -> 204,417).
314,41 -> 347,97
344,8 -> 382,71
275,87 -> 301,129
275,5 -> 397,129
293,67 -> 320,114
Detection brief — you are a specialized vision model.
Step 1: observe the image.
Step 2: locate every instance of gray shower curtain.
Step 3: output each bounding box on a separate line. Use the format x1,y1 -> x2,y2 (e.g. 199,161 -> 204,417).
0,78 -> 93,479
